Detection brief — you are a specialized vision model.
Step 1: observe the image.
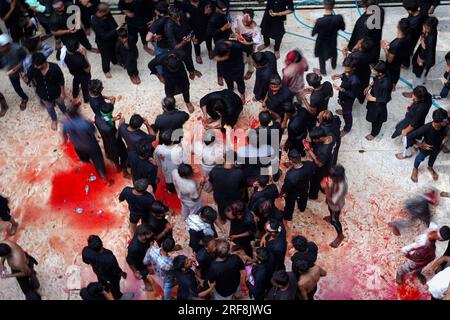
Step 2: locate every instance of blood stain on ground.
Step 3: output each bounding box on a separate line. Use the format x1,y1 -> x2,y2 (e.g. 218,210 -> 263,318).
154,179 -> 181,213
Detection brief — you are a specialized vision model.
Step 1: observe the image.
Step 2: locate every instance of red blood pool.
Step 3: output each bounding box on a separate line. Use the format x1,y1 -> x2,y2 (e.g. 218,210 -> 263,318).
62,141 -> 80,162
397,276 -> 421,300
154,179 -> 181,213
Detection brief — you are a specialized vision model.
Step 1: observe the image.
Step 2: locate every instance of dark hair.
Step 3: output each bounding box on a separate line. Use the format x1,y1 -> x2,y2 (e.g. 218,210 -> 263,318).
199,206 -> 217,224
162,237 -> 176,252
242,8 -> 254,19
360,37 -> 374,52
86,282 -> 104,296
117,27 -> 128,38
288,149 -> 301,162
257,175 -> 270,187
258,111 -> 272,127
166,55 -> 181,72
267,219 -> 281,233
309,127 -> 326,140
306,73 -> 322,88
283,101 -> 295,113
343,56 -> 357,69
321,110 -> 334,124
329,164 -> 346,180
67,103 -> 81,118
88,79 -> 103,95
292,259 -> 311,274
372,60 -> 387,74
439,226 -> 450,241
363,0 -> 379,7
100,102 -> 114,114
259,199 -> 273,217
215,239 -> 230,258
256,247 -> 269,262
136,224 -> 151,237
151,200 -> 169,216
269,74 -> 282,86
173,254 -> 187,271
324,0 -> 335,10
87,235 -> 103,252
0,243 -> 12,257
32,52 -> 47,66
134,178 -> 149,193
214,40 -> 231,57
65,39 -> 80,53
129,114 -> 144,129
178,163 -> 193,178
202,235 -> 215,246
252,52 -> 267,66
23,36 -> 40,52
403,0 -> 419,12
136,138 -> 152,158
445,51 -> 450,62
160,129 -> 174,146
292,236 -> 308,252
412,86 -> 428,101
398,18 -> 410,35
424,16 -> 439,34
162,96 -> 176,111
272,270 -> 289,286
155,1 -> 169,14
229,200 -> 246,216
216,0 -> 227,11
432,109 -> 447,122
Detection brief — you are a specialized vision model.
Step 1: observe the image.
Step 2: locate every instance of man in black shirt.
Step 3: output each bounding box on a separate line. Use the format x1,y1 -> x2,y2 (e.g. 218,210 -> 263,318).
252,51 -> 278,102
128,138 -> 157,191
267,270 -> 297,300
263,219 -> 287,271
116,27 -> 140,84
332,56 -> 361,136
64,39 -> 91,103
254,111 -> 282,150
126,224 -> 153,291
392,86 -> 432,160
248,175 -> 279,218
305,127 -> 335,200
119,178 -> 155,234
291,235 -> 318,267
247,247 -> 273,300
200,89 -> 243,129
212,40 -> 253,102
285,102 -> 309,156
207,1 -> 231,45
225,200 -> 257,258
148,201 -> 173,246
146,1 -> 170,75
263,74 -> 293,126
195,237 -> 216,281
81,235 -> 133,300
408,109 -> 448,182
281,149 -> 315,221
80,282 -> 112,300
403,0 -> 427,68
302,72 -> 333,131
153,96 -> 190,137
148,49 -> 194,113
317,110 -> 342,166
91,3 -> 118,78
118,113 -> 156,154
207,239 -> 245,300
26,52 -> 67,131
173,254 -> 213,300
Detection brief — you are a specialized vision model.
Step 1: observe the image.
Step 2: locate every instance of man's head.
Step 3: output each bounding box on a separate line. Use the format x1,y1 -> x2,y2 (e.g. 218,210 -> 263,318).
269,74 -> 282,94
52,0 -> 65,14
306,72 -> 322,89
216,0 -> 228,15
329,164 -> 346,181
343,56 -> 356,75
318,110 -> 333,125
288,149 -> 302,164
0,243 -> 12,257
271,270 -> 290,288
129,114 -> 144,130
133,178 -> 149,193
32,52 -> 48,70
371,60 -> 387,77
168,5 -> 181,23
285,49 -> 302,66
135,224 -> 152,241
162,96 -> 176,112
155,1 -> 169,16
252,52 -> 268,68
227,200 -> 246,220
309,127 -> 327,143
136,138 -> 152,158
258,199 -> 274,218
256,174 -> 270,188
96,2 -> 111,18
423,16 -> 439,34
215,239 -> 230,259
65,39 -> 80,54
362,0 -> 379,9
178,163 -> 194,179
292,259 -> 311,275
212,40 -> 231,61
161,237 -> 176,253
117,27 -> 128,44
292,236 -> 309,252
256,247 -> 269,264
403,0 -> 419,13
431,109 -> 447,129
397,18 -> 410,36
265,219 -> 282,237
360,37 -> 374,53
151,201 -> 169,219
88,79 -> 103,96
100,102 -> 114,116
438,226 -> 450,241
258,111 -> 272,127
160,129 -> 174,146
173,254 -> 190,272
204,237 -> 217,254
86,282 -> 105,296
242,8 -> 255,26
412,86 -> 428,103
199,206 -> 217,225
0,34 -> 12,53
324,0 -> 335,10
87,235 -> 103,252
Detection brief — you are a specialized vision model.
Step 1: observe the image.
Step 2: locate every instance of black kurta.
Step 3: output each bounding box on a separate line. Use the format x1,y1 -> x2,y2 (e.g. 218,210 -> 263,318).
254,52 -> 278,101
312,14 -> 345,60
200,89 -> 243,128
260,0 -> 294,39
412,32 -> 438,78
216,41 -> 253,83
366,76 -> 392,123
207,12 -> 231,43
404,12 -> 427,62
94,115 -> 128,169
177,0 -> 209,43
386,37 -> 410,85
349,49 -> 372,102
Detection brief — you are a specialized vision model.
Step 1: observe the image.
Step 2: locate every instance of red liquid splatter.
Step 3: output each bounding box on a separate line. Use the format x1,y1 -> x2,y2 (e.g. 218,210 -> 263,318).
250,118 -> 260,129
396,275 -> 421,300
62,141 -> 81,162
154,179 -> 181,213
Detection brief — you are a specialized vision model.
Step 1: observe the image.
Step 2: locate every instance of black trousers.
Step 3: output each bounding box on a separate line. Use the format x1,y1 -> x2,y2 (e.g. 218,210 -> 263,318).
332,138 -> 341,166
263,35 -> 283,51
182,43 -> 195,73
9,74 -> 28,101
15,254 -> 40,299
194,37 -> 213,57
309,166 -> 328,200
284,191 -> 308,221
125,57 -> 139,77
328,207 -> 343,235
72,73 -> 91,102
98,276 -> 122,300
62,30 -> 92,50
97,41 -> 118,73
341,100 -> 355,132
319,55 -> 337,75
74,145 -> 106,178
225,77 -> 245,95
370,120 -> 384,137
128,24 -> 148,49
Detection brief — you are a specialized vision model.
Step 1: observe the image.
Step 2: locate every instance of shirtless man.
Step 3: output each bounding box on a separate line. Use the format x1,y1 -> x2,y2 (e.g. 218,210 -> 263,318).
0,194 -> 19,236
292,259 -> 327,300
0,240 -> 40,299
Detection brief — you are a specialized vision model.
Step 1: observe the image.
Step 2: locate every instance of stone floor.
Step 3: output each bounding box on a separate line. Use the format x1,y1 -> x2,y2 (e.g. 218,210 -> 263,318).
0,6 -> 449,300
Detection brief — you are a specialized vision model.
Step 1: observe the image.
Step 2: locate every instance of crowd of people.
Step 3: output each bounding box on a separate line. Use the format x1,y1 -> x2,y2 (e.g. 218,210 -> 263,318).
0,0 -> 449,300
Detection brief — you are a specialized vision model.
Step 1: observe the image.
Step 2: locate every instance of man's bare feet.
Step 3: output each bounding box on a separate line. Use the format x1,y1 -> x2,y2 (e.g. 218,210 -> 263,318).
365,134 -> 375,141
274,51 -> 280,60
427,167 -> 439,180
330,234 -> 344,248
157,74 -> 165,84
257,44 -> 268,51
240,94 -> 246,104
51,121 -> 58,131
196,56 -> 203,64
395,153 -> 411,160
244,71 -> 254,80
411,168 -> 418,183
186,102 -> 195,113
89,48 -> 100,54
0,105 -> 8,117
402,91 -> 413,98
340,130 -> 349,137
218,77 -> 224,86
143,46 -> 154,55
440,191 -> 449,198
189,72 -> 195,80
9,221 -> 18,236
20,99 -> 28,111
104,72 -> 112,79
388,222 -> 401,236
130,75 -> 141,85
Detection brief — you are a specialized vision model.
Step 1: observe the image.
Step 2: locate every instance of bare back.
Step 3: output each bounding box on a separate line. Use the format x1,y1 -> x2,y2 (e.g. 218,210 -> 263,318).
1,240 -> 30,274
298,265 -> 326,299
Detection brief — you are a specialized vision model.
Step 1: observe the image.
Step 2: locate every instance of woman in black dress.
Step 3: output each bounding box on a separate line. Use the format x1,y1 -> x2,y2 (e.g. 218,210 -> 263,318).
412,16 -> 438,87
257,0 -> 294,59
365,60 -> 393,140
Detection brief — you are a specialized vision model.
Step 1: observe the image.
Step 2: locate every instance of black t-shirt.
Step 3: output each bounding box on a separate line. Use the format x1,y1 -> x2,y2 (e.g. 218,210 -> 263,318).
388,37 -> 410,69
290,242 -> 318,267
266,86 -> 293,118
147,213 -> 168,235
208,255 -> 245,297
175,269 -> 198,300
255,122 -> 282,147
196,248 -> 215,280
313,139 -> 335,168
127,151 -> 157,187
229,210 -> 257,245
149,16 -> 170,49
81,247 -> 123,279
118,123 -> 155,152
118,187 -> 154,219
64,52 -> 90,77
153,110 -> 189,134
209,166 -> 246,204
266,233 -> 287,271
266,271 -> 298,300
281,161 -> 316,195
126,234 -> 151,270
310,81 -> 333,113
79,288 -> 107,300
407,122 -> 448,149
249,184 -> 279,214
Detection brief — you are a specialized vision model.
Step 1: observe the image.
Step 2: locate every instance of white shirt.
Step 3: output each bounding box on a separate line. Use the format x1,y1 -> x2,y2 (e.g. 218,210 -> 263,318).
172,169 -> 200,207
154,144 -> 185,183
401,222 -> 439,254
427,266 -> 450,299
